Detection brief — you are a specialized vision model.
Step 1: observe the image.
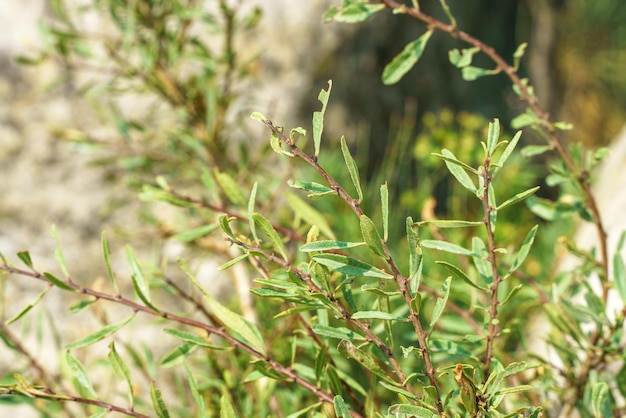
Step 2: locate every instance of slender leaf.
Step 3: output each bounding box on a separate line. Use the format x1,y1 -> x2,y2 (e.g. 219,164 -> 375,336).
178,258 -> 266,355
218,215 -> 236,239
340,136 -> 363,202
337,339 -> 394,383
248,182 -> 259,243
6,287 -> 50,324
487,119 -> 500,156
101,232 -> 119,294
287,179 -> 336,198
472,237 -> 492,285
163,328 -> 226,349
160,342 -> 198,368
250,112 -> 266,122
65,351 -> 97,398
496,186 -> 540,211
381,183 -> 389,241
43,272 -> 75,291
360,215 -> 385,257
416,219 -> 483,228
220,392 -> 237,418
150,381 -> 170,418
513,42 -> 528,70
500,284 -> 523,305
108,342 -> 133,407
429,277 -> 451,328
313,253 -> 393,279
313,80 -> 332,158
507,225 -> 538,276
388,403 -> 437,417
252,212 -> 287,260
461,66 -> 499,81
511,111 -> 541,129
382,30 -> 433,85
312,324 -> 365,341
439,149 -> 476,193
66,315 -> 134,349
422,240 -> 475,256
173,224 -> 219,242
406,217 -> 422,294
214,169 -> 247,206
496,130 -> 522,168
436,261 -> 487,291
184,361 -> 207,418
300,240 -> 365,252
324,3 -> 385,23
17,251 -> 33,269
217,252 -> 250,270
521,144 -> 553,158
613,231 -> 626,304
352,311 -> 406,321
51,225 -> 70,277
333,395 -> 351,418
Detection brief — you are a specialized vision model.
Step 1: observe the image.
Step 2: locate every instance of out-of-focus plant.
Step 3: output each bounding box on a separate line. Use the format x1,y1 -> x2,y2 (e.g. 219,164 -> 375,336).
2,1 -> 625,417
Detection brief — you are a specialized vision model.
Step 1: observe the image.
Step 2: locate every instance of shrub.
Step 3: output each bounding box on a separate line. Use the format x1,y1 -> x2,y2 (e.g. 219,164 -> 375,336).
1,1 -> 624,417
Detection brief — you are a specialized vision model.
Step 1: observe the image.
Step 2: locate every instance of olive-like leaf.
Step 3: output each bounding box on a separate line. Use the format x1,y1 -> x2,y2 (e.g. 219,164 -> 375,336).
313,80 -> 332,158
300,240 -> 365,252
340,136 -> 363,202
382,30 -> 433,85
360,215 -> 386,257
421,240 -> 475,256
66,315 -> 135,349
429,277 -> 451,329
506,225 -> 538,276
252,212 -> 287,261
313,254 -> 393,279
496,186 -> 540,211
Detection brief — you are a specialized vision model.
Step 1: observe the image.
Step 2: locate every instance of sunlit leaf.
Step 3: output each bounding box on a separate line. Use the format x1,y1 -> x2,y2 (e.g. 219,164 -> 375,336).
360,215 -> 386,257
506,225 -> 538,276
66,315 -> 134,349
323,3 -> 385,23
337,339 -> 394,383
252,212 -> 287,261
382,30 -> 433,85
150,381 -> 170,418
496,186 -> 540,211
448,47 -> 480,68
287,193 -> 336,239
340,136 -> 363,202
313,254 -> 393,279
429,277 -> 451,328
300,240 -> 365,252
422,240 -> 475,256
313,80 -> 332,158
65,351 -> 97,398
333,395 -> 351,417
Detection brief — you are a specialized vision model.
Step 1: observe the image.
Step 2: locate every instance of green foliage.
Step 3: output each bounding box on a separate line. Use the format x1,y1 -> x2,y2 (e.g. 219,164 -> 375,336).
2,1 -> 625,417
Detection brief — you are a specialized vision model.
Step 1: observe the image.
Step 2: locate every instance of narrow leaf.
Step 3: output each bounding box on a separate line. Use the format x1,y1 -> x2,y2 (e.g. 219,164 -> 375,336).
429,277 -> 451,328
172,224 -> 219,242
300,240 -> 365,252
340,136 -> 363,202
381,183 -> 389,241
287,179 -> 336,198
439,149 -> 476,193
312,324 -> 365,341
521,145 -> 553,158
388,404 -> 437,417
214,169 -> 247,206
252,213 -> 287,261
126,245 -> 150,303
507,225 -> 538,276
360,215 -> 386,257
250,112 -> 266,122
382,30 -> 433,85
313,80 -> 332,158
220,392 -> 237,418
324,3 -> 385,23
101,232 -> 119,294
313,254 -> 393,279
497,130 -> 522,168
487,119 -> 500,156
43,272 -> 75,291
178,258 -> 266,355
6,287 -> 50,324
461,66 -> 499,81
436,261 -> 487,291
613,230 -> 626,303
511,111 -> 541,129
185,361 -> 207,418
17,251 -> 33,269
218,215 -> 236,239
333,395 -> 351,418
65,351 -> 97,398
352,311 -> 406,321
108,342 -> 133,407
416,220 -> 483,228
217,253 -> 250,270
422,240 -> 475,256
496,186 -> 540,211
406,217 -> 422,293
51,225 -> 70,277
150,381 -> 170,418
248,182 -> 259,243
66,315 -> 134,349
337,339 -> 394,383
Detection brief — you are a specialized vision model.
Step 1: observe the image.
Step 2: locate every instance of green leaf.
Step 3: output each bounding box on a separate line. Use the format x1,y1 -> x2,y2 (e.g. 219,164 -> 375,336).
43,272 -> 75,291
220,392 -> 237,418
513,42 -> 528,70
178,258 -> 266,355
507,225 -> 538,276
287,179 -> 336,198
218,215 -> 236,239
51,225 -> 70,277
172,224 -> 219,242
126,245 -> 151,304
217,252 -> 250,270
496,130 -> 522,169
65,351 -> 97,398
313,80 -> 332,158
17,251 -> 33,269
352,311 -> 406,321
486,119 -> 501,157
388,403 -> 437,417
101,232 -> 119,294
66,315 -> 134,349
270,131 -> 294,157
337,339 -> 394,383
324,3 -> 385,23
613,231 -> 626,304
313,254 -> 393,279
150,381 -> 170,418
448,47 -> 480,68
382,30 -> 433,85
312,324 -> 365,341
252,213 -> 287,261
429,277 -> 451,328
472,237 -> 492,285
439,149 -> 477,193
461,66 -> 499,81
415,220 -> 483,228
287,193 -> 336,239
511,111 -> 541,129
496,186 -> 540,211
381,183 -> 389,241
250,112 -> 266,122
406,217 -> 422,293
436,261 -> 487,291
421,240 -> 475,256
139,185 -> 190,207
360,215 -> 386,257
184,361 -> 207,418
163,328 -> 226,349
340,136 -> 363,202
214,169 -> 247,206
160,342 -> 198,368
6,287 -> 50,325
108,342 -> 133,407
248,182 -> 259,243
300,240 -> 365,252
333,395 -> 351,418
500,284 -> 523,305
